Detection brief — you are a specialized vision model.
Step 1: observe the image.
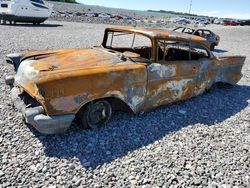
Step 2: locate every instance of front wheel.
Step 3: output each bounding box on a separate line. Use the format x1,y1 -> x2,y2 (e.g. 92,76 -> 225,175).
77,100 -> 112,129
210,43 -> 216,51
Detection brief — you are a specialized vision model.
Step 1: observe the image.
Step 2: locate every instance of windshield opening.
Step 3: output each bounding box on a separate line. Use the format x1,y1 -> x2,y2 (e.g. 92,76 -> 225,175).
104,31 -> 152,61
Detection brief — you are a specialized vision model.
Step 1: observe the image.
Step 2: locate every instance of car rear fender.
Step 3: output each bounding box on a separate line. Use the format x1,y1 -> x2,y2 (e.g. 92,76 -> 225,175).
215,56 -> 245,85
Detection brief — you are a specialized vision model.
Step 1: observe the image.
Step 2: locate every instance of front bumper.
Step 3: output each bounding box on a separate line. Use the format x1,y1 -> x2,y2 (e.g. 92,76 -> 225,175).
5,53 -> 22,71
10,87 -> 75,134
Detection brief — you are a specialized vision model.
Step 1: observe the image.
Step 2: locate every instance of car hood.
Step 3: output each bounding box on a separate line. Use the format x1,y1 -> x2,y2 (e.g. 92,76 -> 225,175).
14,47 -> 139,98
21,47 -> 126,72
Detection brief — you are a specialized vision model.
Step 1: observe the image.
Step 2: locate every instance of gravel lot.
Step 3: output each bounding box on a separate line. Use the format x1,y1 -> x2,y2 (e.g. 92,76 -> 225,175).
0,21 -> 250,187
48,1 -> 176,27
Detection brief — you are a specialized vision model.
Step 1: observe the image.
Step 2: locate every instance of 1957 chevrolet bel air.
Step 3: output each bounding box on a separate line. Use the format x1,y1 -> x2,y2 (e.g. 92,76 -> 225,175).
5,26 -> 245,134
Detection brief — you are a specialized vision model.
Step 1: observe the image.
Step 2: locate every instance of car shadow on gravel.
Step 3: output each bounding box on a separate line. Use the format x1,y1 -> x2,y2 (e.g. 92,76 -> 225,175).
29,85 -> 250,169
3,23 -> 63,28
213,49 -> 228,53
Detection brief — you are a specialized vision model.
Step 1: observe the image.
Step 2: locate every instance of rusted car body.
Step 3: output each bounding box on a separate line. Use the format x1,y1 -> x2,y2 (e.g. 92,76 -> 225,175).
173,27 -> 220,50
5,27 -> 245,134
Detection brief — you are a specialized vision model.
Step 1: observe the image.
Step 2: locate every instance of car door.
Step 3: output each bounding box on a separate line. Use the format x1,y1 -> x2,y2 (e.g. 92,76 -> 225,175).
144,41 -> 198,110
192,46 -> 216,96
195,59 -> 217,96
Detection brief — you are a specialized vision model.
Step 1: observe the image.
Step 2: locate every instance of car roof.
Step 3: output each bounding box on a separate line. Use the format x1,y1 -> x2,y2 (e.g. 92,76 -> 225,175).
175,27 -> 214,33
105,26 -> 210,49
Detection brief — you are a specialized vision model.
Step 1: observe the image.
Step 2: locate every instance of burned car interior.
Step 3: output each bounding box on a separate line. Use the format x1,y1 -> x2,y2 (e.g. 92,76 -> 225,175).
158,41 -> 210,62
102,30 -> 210,64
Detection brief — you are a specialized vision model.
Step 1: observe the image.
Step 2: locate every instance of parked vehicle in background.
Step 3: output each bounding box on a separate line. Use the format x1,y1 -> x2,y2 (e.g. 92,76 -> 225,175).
197,19 -> 210,25
231,20 -> 241,26
5,27 -> 245,134
223,20 -> 231,25
98,13 -> 111,19
240,20 -> 250,26
0,0 -> 52,24
85,12 -> 98,17
112,15 -> 123,20
172,18 -> 190,25
223,20 -> 240,26
213,19 -> 223,24
173,27 -> 220,50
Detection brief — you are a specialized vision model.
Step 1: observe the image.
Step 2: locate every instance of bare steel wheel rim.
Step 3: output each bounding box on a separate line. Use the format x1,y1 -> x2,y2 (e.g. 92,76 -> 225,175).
87,101 -> 112,129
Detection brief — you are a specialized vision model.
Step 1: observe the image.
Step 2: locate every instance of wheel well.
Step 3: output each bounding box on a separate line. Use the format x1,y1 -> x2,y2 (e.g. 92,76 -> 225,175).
215,82 -> 233,87
76,97 -> 133,115
209,82 -> 234,91
105,97 -> 134,113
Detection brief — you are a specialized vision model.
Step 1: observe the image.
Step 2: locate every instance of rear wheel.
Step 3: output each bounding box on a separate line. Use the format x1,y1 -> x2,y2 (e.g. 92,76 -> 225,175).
77,100 -> 112,129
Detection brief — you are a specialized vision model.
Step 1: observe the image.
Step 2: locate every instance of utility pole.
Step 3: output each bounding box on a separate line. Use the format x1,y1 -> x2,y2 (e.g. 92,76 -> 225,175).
189,0 -> 193,14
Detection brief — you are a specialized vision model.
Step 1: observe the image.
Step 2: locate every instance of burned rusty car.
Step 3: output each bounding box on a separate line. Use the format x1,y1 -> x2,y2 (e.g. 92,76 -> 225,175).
5,27 -> 245,134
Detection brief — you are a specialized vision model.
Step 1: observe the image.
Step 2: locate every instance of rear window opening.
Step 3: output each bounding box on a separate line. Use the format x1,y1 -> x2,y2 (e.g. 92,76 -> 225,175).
158,41 -> 209,62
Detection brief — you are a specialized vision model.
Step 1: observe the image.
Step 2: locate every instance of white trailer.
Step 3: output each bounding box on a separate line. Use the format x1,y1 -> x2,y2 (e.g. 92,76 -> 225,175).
0,0 -> 52,24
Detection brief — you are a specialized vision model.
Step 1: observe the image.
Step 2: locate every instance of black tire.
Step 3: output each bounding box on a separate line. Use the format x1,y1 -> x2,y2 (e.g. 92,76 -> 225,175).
210,43 -> 216,51
77,100 -> 112,129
